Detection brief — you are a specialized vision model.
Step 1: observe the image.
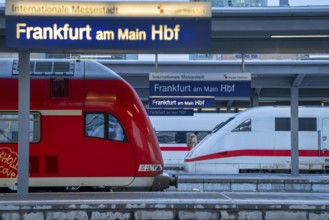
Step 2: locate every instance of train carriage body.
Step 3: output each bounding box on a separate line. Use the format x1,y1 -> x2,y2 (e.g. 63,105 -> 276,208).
0,59 -> 172,191
185,106 -> 329,174
149,113 -> 234,166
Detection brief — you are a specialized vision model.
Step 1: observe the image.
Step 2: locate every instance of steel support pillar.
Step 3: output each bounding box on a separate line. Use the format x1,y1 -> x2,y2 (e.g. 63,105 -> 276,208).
291,85 -> 299,176
17,52 -> 30,197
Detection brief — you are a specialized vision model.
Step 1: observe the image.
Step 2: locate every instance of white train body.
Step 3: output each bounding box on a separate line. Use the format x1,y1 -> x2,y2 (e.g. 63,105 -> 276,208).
149,113 -> 234,166
184,106 -> 329,174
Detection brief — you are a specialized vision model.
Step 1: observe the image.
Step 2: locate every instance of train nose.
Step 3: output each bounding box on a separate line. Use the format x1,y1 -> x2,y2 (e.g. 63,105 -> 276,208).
185,151 -> 193,159
184,154 -> 196,173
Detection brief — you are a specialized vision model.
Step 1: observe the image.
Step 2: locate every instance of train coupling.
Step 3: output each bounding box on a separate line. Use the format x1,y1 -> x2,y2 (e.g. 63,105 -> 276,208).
169,174 -> 178,188
151,173 -> 178,191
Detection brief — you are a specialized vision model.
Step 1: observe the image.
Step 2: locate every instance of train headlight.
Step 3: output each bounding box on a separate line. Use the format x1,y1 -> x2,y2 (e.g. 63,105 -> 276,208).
138,164 -> 163,172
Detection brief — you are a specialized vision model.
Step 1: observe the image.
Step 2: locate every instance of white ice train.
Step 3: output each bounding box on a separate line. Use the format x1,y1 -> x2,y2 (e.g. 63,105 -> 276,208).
184,106 -> 329,174
149,113 -> 235,166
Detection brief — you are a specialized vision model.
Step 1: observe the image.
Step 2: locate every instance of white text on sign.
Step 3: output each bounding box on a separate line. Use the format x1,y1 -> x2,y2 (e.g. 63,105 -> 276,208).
16,23 -> 181,41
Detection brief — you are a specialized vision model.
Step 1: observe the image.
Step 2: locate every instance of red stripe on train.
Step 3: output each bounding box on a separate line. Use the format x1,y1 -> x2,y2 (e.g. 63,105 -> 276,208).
184,149 -> 329,162
160,146 -> 190,151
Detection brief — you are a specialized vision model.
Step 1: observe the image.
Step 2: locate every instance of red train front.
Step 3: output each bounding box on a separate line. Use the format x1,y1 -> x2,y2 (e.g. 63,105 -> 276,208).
0,59 -> 175,191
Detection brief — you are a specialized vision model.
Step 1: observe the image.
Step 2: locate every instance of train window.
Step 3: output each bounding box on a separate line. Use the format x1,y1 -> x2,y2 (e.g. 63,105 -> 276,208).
108,114 -> 126,142
155,131 -> 209,144
275,118 -> 316,131
85,113 -> 127,142
299,118 -> 316,131
232,119 -> 251,132
175,132 -> 186,144
156,131 -> 175,144
85,113 -> 105,138
0,112 -> 40,143
275,118 -> 290,131
212,118 -> 234,133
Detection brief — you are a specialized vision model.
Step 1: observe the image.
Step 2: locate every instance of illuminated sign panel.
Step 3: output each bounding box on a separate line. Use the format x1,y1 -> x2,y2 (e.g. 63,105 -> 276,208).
148,72 -> 250,109
149,97 -> 215,108
149,81 -> 251,97
149,73 -> 251,97
6,1 -> 211,17
5,1 -> 211,51
6,17 -> 210,51
146,109 -> 194,116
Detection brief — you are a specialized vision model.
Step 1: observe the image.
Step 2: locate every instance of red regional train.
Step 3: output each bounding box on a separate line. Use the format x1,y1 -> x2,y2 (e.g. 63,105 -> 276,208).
0,59 -> 175,191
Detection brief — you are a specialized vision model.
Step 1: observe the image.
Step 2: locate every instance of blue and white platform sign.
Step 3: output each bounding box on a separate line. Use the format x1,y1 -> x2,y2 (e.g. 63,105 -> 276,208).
5,1 -> 211,51
149,97 -> 215,108
149,73 -> 251,97
6,17 -> 211,51
147,109 -> 194,116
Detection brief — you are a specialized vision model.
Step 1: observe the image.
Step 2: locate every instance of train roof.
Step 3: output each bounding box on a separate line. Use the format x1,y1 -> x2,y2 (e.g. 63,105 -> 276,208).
0,59 -> 122,80
236,106 -> 329,118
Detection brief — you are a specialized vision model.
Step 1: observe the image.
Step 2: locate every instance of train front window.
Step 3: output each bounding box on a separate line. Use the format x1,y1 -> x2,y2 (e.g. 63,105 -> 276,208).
212,117 -> 234,133
107,114 -> 126,142
0,112 -> 40,143
85,114 -> 105,138
232,119 -> 251,132
85,113 -> 127,142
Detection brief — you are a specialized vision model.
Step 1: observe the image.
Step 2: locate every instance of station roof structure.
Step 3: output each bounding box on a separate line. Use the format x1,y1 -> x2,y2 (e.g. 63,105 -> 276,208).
210,6 -> 329,54
0,6 -> 329,110
99,59 -> 329,110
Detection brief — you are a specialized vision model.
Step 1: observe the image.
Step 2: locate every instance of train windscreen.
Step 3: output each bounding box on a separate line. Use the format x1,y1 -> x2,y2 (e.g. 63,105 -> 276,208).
211,117 -> 234,133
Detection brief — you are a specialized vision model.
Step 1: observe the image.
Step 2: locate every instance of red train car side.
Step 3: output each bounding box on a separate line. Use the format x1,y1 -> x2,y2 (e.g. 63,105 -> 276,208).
0,59 -> 175,191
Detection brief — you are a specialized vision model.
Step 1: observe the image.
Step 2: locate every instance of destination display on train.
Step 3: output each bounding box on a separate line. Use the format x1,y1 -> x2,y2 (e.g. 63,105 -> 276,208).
149,73 -> 251,97
5,1 -> 211,51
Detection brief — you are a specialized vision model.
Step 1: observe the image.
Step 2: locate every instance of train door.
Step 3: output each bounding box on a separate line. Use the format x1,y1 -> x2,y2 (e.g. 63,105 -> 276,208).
83,112 -> 135,187
321,119 -> 329,156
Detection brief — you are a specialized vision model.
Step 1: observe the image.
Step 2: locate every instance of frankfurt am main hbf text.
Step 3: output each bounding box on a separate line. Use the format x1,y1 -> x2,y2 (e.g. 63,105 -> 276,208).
15,23 -> 181,41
